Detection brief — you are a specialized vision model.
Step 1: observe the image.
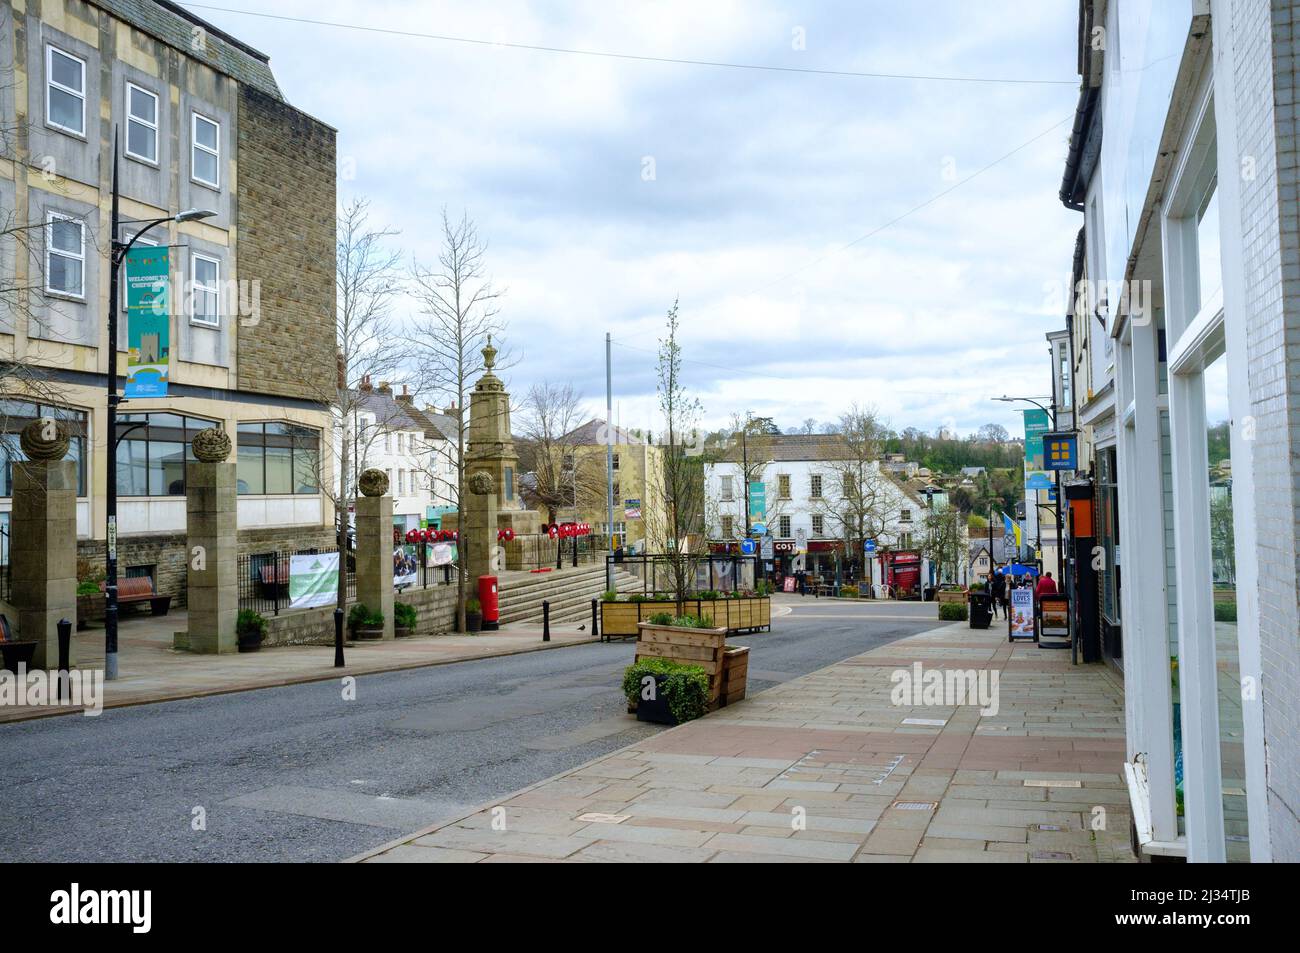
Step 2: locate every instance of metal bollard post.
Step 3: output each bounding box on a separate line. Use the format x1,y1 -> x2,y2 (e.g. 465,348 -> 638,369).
57,618 -> 71,702
333,607 -> 345,668
542,600 -> 550,642
591,598 -> 600,642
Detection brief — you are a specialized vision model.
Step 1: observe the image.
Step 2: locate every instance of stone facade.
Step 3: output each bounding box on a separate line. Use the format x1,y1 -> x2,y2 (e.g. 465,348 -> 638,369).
181,460 -> 239,654
262,583 -> 457,647
235,84 -> 337,402
10,459 -> 78,667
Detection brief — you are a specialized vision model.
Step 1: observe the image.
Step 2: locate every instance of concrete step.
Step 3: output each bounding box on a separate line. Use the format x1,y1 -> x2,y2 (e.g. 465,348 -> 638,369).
499,567 -> 642,625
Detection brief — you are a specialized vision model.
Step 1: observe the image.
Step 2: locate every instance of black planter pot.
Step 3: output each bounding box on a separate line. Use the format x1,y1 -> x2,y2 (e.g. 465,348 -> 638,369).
1,640 -> 38,672
236,634 -> 263,653
968,593 -> 993,629
353,625 -> 384,641
635,676 -> 677,725
465,612 -> 482,633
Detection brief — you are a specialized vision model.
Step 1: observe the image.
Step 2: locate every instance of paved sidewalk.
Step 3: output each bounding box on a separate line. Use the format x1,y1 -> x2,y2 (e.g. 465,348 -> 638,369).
0,611 -> 595,723
355,621 -> 1135,863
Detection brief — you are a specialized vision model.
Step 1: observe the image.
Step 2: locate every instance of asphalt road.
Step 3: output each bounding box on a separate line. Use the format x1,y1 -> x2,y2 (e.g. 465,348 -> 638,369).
0,597 -> 939,862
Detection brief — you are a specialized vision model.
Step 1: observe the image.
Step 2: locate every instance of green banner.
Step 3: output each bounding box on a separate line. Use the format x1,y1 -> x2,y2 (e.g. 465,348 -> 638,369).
289,552 -> 338,609
748,481 -> 766,522
1023,409 -> 1052,491
124,245 -> 170,397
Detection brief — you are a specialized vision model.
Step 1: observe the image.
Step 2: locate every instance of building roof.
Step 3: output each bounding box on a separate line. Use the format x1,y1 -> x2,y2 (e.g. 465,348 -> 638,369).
93,0 -> 283,99
563,418 -> 647,446
350,388 -> 427,435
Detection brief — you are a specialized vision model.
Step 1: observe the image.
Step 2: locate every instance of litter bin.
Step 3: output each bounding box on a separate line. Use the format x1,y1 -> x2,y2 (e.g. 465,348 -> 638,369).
968,592 -> 993,629
478,575 -> 499,631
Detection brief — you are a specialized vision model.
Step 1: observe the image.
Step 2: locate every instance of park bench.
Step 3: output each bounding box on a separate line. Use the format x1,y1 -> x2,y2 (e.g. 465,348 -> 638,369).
100,576 -> 171,616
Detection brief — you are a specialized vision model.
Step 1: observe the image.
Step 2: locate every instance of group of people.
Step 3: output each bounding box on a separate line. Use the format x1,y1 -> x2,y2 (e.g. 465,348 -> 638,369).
986,564 -> 1057,619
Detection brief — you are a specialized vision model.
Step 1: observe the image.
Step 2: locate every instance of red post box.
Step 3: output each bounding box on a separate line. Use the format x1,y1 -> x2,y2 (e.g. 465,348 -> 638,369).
478,575 -> 499,630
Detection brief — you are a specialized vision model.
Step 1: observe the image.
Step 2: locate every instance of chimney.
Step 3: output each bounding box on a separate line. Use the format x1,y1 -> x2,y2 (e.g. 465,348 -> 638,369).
359,374 -> 373,393
377,380 -> 393,396
395,384 -> 413,405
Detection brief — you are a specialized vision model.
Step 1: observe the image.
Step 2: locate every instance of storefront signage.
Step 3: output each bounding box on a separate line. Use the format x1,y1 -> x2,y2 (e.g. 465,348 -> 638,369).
1009,586 -> 1035,640
1043,431 -> 1077,471
624,498 -> 641,520
124,245 -> 170,398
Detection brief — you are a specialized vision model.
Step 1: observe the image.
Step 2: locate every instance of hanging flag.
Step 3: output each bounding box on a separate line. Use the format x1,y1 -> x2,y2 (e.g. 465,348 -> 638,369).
1002,512 -> 1023,549
124,245 -> 170,397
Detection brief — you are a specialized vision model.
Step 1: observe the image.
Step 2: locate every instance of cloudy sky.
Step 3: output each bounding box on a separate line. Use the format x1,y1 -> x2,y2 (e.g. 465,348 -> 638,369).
185,0 -> 1081,438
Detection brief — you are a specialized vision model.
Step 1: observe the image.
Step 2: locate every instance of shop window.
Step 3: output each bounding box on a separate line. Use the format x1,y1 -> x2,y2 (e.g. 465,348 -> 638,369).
236,422 -> 320,495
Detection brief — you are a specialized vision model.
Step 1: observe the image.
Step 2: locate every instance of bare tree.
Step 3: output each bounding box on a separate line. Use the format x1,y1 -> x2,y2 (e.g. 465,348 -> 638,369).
408,209 -> 506,632
920,502 -> 965,585
324,197 -> 404,610
646,300 -> 706,609
516,381 -> 603,523
810,405 -> 900,554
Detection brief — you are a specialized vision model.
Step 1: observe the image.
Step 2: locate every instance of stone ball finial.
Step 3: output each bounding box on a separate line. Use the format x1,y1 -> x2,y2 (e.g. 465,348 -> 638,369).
468,471 -> 495,496
19,418 -> 70,461
191,427 -> 232,462
359,467 -> 389,497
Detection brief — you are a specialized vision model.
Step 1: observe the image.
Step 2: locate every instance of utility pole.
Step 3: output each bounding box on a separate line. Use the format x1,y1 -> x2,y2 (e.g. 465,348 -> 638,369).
741,420 -> 750,536
605,332 -> 614,593
105,137 -> 121,681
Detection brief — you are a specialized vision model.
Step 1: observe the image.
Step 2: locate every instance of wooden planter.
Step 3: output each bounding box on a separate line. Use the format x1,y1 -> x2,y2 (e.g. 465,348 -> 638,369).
936,589 -> 968,605
721,645 -> 749,706
633,621 -> 728,712
602,597 -> 771,639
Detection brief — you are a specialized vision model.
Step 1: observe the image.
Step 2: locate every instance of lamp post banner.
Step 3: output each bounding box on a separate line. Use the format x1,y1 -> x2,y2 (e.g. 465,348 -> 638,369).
1022,408 -> 1052,490
124,245 -> 170,398
289,552 -> 339,609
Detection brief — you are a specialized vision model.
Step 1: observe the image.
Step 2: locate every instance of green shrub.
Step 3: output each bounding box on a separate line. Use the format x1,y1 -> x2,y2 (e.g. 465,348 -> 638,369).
696,590 -> 721,600
76,580 -> 100,596
755,580 -> 773,597
347,604 -> 383,630
394,602 -> 418,629
236,608 -> 268,641
622,658 -> 709,724
939,602 -> 968,622
969,581 -> 987,593
1214,601 -> 1237,623
647,611 -> 674,625
465,597 -> 482,614
601,590 -> 619,602
628,593 -> 649,603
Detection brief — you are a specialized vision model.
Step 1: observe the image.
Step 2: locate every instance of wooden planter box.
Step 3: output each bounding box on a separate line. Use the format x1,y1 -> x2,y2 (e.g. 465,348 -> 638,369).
633,621 -> 728,712
602,597 -> 771,639
936,589 -> 967,605
721,645 -> 749,706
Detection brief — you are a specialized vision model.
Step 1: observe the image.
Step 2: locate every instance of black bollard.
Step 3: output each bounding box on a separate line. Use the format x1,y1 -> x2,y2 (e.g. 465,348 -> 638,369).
57,618 -> 71,702
333,607 -> 345,668
542,600 -> 550,642
591,598 -> 600,641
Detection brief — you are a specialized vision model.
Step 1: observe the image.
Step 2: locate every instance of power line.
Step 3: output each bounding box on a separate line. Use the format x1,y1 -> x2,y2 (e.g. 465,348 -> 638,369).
180,3 -> 1076,86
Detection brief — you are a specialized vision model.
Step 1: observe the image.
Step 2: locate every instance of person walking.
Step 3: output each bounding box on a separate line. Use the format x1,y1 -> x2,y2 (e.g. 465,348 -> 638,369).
1035,571 -> 1058,599
990,565 -> 1007,619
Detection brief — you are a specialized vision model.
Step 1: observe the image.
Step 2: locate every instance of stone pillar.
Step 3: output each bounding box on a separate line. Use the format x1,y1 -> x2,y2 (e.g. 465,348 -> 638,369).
10,421 -> 77,668
182,427 -> 238,653
465,470 -> 499,585
355,468 -> 394,639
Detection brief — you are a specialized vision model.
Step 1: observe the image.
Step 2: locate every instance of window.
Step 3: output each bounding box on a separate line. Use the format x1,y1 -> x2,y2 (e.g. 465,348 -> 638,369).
383,432 -> 390,453
125,83 -> 158,163
812,514 -> 824,535
843,472 -> 854,496
898,532 -> 914,549
721,516 -> 734,538
116,413 -> 212,497
0,401 -> 88,497
398,469 -> 405,495
612,453 -> 620,471
900,508 -> 912,523
778,474 -> 791,499
46,46 -> 85,136
810,474 -> 823,499
720,475 -> 733,500
191,112 -> 220,188
190,254 -> 220,326
236,422 -> 320,495
45,213 -> 85,298
779,515 -> 792,537
1196,180 -> 1222,309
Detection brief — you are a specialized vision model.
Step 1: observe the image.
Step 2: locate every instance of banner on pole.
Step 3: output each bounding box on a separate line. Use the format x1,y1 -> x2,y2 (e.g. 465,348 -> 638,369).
1023,408 -> 1053,490
289,552 -> 339,609
124,245 -> 170,398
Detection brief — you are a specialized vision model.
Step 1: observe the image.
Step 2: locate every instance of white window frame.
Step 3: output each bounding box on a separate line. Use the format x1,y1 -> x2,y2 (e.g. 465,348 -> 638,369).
719,474 -> 733,501
191,111 -> 221,189
812,514 -> 824,536
45,45 -> 86,137
125,82 -> 160,165
189,253 -> 221,328
45,211 -> 85,300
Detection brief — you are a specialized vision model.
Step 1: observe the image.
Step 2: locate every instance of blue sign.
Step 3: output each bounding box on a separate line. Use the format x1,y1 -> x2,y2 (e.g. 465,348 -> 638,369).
1043,432 -> 1077,471
864,539 -> 877,554
740,538 -> 756,556
750,523 -> 767,536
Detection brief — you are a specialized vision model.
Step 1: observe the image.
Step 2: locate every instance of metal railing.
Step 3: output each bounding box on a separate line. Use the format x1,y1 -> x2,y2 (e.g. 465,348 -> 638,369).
608,552 -> 760,596
509,532 -> 610,572
238,546 -> 356,616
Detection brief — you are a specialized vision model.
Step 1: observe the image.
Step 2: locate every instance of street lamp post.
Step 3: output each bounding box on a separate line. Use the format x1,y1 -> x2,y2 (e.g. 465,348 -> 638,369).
993,395 -> 1065,584
103,130 -> 215,679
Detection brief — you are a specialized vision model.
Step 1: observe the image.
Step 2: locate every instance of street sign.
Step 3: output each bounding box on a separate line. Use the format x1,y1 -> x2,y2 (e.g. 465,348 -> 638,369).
750,522 -> 767,536
623,498 -> 641,520
864,539 -> 877,554
740,538 -> 755,556
760,537 -> 774,560
1043,431 -> 1077,471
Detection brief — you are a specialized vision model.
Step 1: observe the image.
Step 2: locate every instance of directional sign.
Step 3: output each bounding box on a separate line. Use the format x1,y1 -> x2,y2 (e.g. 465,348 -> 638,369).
864,539 -> 877,554
740,538 -> 756,556
750,522 -> 767,536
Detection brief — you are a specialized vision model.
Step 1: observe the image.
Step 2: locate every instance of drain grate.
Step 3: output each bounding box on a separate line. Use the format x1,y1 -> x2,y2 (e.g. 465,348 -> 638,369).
891,800 -> 938,811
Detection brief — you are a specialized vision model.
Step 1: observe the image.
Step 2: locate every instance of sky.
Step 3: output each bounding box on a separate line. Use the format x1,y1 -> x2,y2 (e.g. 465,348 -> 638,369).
183,0 -> 1083,439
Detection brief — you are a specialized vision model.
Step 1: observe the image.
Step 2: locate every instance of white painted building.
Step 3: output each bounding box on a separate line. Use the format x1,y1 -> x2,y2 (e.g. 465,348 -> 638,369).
1056,0 -> 1300,861
703,434 -> 967,594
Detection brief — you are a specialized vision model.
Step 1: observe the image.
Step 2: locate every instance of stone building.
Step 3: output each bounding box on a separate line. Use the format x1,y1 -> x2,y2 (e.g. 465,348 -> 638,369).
1053,0 -> 1300,861
0,0 -> 336,607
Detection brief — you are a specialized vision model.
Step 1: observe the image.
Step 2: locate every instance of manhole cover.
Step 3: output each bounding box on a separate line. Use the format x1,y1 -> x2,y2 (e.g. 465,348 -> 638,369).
1031,850 -> 1072,860
891,800 -> 938,811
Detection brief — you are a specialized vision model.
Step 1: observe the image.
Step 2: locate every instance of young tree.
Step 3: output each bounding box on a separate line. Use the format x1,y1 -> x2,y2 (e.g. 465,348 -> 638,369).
323,198 -> 404,609
920,503 -> 966,585
811,405 -> 900,553
647,300 -> 705,608
409,209 -> 506,631
516,381 -> 604,523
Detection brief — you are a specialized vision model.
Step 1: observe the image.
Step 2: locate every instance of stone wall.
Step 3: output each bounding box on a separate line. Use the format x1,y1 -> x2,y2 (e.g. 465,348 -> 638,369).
263,583 -> 458,647
234,84 -> 337,402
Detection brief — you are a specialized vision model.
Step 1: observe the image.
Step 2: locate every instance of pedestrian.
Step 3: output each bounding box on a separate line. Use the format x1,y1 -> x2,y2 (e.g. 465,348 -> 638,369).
990,564 -> 1007,619
1035,571 -> 1058,599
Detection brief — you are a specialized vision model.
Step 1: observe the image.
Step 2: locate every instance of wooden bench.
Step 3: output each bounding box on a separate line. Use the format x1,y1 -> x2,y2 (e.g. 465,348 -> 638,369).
100,577 -> 171,616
